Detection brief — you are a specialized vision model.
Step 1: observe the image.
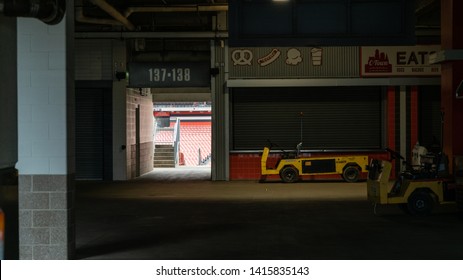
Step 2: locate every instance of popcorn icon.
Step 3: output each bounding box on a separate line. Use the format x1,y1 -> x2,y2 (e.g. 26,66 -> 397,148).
286,48 -> 302,65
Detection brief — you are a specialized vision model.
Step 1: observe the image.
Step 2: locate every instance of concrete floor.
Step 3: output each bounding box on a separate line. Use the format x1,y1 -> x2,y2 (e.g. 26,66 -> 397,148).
1,166 -> 462,259
75,167 -> 463,260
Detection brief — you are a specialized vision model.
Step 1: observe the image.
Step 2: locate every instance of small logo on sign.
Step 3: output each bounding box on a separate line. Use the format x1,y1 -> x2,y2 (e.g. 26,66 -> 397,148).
365,49 -> 392,73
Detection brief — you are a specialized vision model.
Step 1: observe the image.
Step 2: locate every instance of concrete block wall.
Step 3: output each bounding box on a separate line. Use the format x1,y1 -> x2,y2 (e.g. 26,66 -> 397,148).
130,142 -> 154,178
127,89 -> 154,179
18,175 -> 74,259
139,142 -> 154,174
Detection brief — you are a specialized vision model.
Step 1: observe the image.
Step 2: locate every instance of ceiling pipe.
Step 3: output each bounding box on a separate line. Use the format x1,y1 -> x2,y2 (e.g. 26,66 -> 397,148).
75,31 -> 228,39
88,0 -> 135,31
0,0 -> 65,25
75,7 -> 124,27
124,5 -> 228,18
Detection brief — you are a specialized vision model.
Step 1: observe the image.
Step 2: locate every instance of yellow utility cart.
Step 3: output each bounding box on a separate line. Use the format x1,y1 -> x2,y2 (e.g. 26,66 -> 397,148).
261,145 -> 369,183
367,148 -> 455,216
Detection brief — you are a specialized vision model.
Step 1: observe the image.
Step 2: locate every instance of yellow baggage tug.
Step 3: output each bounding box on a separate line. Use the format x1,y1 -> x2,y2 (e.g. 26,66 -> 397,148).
367,148 -> 455,216
261,144 -> 369,183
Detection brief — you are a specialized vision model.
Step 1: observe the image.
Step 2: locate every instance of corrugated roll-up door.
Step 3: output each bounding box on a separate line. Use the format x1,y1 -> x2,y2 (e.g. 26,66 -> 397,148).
76,88 -> 105,180
419,85 -> 441,152
232,87 -> 382,150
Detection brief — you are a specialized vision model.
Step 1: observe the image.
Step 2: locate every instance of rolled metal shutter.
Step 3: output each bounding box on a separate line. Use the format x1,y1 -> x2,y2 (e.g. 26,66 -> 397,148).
76,88 -> 105,180
232,87 -> 382,150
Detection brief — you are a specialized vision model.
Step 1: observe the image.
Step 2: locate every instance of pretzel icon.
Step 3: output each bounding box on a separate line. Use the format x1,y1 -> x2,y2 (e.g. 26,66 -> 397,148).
232,49 -> 253,66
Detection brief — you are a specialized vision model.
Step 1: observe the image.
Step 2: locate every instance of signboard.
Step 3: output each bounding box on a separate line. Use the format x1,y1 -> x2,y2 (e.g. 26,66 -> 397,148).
361,46 -> 441,77
128,62 -> 210,88
229,46 -> 360,79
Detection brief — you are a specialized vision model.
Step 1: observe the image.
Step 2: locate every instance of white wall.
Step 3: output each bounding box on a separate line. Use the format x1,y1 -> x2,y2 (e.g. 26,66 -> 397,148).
16,18 -> 67,175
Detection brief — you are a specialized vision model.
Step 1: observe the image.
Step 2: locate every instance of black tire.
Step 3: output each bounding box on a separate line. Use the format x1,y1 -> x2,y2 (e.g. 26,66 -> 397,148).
407,191 -> 434,216
280,166 -> 299,183
342,165 -> 360,183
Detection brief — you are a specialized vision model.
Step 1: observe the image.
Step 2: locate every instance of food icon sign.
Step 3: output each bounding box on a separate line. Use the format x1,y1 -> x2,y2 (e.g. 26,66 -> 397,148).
257,49 -> 281,67
232,49 -> 253,66
286,48 -> 302,65
311,48 -> 323,66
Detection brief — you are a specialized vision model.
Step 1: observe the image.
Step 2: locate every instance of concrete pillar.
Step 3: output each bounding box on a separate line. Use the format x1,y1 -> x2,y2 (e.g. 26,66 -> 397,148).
211,40 -> 229,181
441,0 -> 463,172
112,40 -> 129,180
16,4 -> 75,259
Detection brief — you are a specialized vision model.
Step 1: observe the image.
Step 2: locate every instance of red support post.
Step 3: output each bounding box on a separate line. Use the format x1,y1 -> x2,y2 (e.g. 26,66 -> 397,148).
440,0 -> 463,173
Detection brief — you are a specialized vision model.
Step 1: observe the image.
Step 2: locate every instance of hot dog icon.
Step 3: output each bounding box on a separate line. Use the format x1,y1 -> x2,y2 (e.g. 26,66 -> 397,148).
257,48 -> 281,67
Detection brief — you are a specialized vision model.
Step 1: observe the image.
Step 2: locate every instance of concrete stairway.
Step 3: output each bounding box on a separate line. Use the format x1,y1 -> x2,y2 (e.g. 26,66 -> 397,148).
153,145 -> 175,168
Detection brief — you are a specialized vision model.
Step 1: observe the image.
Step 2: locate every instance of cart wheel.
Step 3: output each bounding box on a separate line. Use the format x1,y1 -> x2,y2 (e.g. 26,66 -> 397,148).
407,191 -> 434,216
280,166 -> 299,183
342,165 -> 360,183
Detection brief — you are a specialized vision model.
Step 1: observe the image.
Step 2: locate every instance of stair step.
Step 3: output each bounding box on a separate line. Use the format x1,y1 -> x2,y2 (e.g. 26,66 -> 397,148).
153,144 -> 175,167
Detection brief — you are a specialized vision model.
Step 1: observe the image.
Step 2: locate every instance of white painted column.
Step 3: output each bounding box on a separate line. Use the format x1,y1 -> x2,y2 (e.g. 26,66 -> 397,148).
16,10 -> 75,259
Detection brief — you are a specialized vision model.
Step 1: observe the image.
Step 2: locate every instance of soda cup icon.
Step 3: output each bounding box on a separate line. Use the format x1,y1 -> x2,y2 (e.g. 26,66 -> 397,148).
311,48 -> 323,66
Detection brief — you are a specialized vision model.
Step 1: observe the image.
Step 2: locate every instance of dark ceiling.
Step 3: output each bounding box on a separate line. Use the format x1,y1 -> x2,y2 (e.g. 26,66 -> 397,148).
74,0 -> 440,44
75,0 -> 228,33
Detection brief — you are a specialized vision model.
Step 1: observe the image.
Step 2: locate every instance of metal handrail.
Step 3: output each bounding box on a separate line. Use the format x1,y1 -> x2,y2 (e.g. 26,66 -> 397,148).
172,119 -> 181,165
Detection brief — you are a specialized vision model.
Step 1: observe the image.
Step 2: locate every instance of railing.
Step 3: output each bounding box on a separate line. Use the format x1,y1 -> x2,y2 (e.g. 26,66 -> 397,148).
200,153 -> 212,166
198,148 -> 212,166
173,119 -> 180,166
154,101 -> 211,109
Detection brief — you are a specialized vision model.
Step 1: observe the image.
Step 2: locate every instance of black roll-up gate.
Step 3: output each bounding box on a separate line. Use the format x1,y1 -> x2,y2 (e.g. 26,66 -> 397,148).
231,87 -> 382,150
76,86 -> 113,180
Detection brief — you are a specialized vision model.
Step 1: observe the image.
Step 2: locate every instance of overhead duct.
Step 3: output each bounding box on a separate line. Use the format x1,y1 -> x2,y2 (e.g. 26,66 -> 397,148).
123,5 -> 229,18
75,7 -> 124,27
0,0 -> 65,25
76,2 -> 227,32
88,0 -> 135,31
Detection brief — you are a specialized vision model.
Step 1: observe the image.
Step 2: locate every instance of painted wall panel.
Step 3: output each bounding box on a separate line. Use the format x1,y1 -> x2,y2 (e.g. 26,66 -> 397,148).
75,39 -> 112,80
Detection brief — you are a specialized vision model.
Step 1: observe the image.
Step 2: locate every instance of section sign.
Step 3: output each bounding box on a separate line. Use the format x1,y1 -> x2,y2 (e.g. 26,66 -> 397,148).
128,62 -> 210,88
